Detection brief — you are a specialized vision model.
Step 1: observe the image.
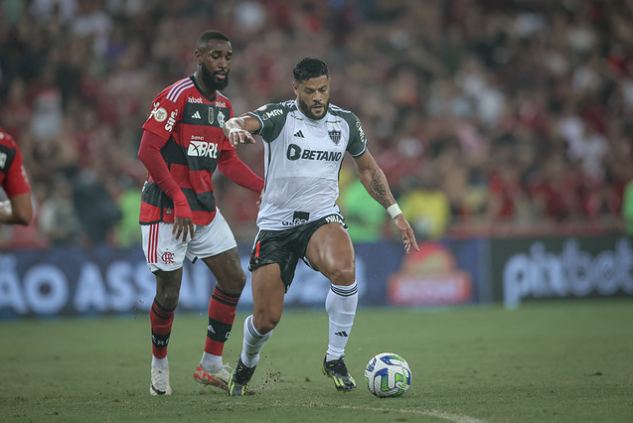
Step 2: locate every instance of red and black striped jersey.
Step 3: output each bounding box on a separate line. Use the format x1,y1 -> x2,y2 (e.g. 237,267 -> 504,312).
140,76 -> 234,225
0,127 -> 30,198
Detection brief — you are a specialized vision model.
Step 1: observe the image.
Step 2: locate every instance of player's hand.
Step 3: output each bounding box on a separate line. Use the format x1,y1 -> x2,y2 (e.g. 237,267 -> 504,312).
227,129 -> 256,147
393,214 -> 419,254
173,216 -> 194,243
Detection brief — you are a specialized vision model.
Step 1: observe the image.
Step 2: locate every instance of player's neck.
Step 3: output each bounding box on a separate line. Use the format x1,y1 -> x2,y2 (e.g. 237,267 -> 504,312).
193,73 -> 218,100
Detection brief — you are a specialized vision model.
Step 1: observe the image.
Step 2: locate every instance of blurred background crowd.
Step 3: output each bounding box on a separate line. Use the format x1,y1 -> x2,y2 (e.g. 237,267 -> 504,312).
0,0 -> 630,249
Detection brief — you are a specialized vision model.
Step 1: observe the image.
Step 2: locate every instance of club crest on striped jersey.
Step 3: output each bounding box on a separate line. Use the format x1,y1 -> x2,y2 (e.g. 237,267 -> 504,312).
217,110 -> 226,127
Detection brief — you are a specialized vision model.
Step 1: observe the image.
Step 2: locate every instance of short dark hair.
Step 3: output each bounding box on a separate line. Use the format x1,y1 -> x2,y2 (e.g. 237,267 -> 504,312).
293,58 -> 328,83
197,31 -> 230,49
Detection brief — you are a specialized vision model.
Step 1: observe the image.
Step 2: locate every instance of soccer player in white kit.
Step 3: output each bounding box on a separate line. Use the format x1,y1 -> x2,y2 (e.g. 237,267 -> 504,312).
222,58 -> 419,395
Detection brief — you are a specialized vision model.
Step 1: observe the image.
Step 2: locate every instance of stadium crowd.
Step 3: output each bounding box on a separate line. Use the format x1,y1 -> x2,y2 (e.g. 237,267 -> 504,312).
0,0 -> 629,248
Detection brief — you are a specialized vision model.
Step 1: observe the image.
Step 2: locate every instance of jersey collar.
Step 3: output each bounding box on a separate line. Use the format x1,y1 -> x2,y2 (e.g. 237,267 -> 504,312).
190,75 -> 217,102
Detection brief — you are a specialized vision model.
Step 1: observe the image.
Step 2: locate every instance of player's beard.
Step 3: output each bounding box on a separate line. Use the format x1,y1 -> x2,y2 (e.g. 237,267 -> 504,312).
298,97 -> 329,120
200,63 -> 229,92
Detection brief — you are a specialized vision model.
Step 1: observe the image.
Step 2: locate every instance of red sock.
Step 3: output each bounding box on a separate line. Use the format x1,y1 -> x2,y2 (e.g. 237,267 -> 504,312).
150,299 -> 175,359
205,287 -> 240,356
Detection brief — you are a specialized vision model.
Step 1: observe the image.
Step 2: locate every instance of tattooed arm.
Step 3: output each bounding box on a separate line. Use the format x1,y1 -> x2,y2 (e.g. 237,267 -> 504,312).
353,151 -> 419,253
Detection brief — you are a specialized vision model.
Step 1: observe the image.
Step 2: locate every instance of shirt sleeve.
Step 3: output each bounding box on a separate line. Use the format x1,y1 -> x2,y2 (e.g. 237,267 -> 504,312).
345,112 -> 368,158
218,149 -> 264,193
142,83 -> 184,139
137,129 -> 191,219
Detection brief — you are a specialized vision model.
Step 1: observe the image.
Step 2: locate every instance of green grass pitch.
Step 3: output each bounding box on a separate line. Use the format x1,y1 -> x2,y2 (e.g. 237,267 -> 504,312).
1,300 -> 632,422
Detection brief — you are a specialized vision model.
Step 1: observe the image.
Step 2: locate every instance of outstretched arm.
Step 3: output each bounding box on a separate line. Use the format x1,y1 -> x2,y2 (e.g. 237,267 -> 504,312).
223,114 -> 262,147
218,149 -> 264,193
353,151 -> 419,253
0,193 -> 33,225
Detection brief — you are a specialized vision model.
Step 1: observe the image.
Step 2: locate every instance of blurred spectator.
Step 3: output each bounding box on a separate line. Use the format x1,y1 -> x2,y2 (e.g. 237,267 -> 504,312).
1,77 -> 31,137
71,166 -> 121,245
486,158 -> 532,224
70,1 -> 112,56
399,167 -> 450,241
29,67 -> 64,143
339,171 -> 387,243
1,0 -> 630,246
38,176 -> 83,246
622,178 -> 633,235
114,177 -> 141,248
30,0 -> 77,25
527,153 -> 583,223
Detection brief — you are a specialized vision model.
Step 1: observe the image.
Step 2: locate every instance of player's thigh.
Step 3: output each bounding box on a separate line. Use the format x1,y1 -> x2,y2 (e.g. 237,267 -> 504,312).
200,247 -> 246,295
251,264 -> 286,332
305,223 -> 355,284
187,209 -> 238,261
141,222 -> 188,272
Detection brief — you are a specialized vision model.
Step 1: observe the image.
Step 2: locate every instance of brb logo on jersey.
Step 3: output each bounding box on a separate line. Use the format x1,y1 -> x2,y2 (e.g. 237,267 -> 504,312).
188,140 -> 219,158
286,144 -> 342,162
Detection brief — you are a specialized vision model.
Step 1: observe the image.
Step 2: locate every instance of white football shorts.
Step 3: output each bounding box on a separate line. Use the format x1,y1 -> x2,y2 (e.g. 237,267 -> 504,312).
141,208 -> 237,272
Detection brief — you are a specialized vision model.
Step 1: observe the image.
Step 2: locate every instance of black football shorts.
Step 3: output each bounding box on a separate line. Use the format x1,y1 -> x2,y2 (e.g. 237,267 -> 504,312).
248,214 -> 347,290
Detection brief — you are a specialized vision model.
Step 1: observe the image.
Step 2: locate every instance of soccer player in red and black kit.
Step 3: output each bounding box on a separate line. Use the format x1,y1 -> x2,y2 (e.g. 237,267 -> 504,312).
0,127 -> 33,226
137,31 -> 263,396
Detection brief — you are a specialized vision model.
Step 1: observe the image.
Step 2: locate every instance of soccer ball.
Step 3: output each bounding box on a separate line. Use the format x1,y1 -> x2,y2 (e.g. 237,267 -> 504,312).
364,352 -> 412,397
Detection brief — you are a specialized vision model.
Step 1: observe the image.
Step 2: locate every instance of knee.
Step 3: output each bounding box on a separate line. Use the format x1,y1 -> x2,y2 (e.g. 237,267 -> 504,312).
217,269 -> 247,296
324,262 -> 355,286
253,311 -> 281,334
156,289 -> 180,310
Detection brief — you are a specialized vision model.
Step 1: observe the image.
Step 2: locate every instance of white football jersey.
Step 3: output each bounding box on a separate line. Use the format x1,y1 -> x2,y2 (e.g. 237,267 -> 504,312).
248,100 -> 368,230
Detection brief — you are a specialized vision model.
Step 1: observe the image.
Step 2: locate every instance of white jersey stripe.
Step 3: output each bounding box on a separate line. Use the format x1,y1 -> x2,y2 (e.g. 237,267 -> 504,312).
170,82 -> 194,102
166,79 -> 189,101
167,79 -> 194,102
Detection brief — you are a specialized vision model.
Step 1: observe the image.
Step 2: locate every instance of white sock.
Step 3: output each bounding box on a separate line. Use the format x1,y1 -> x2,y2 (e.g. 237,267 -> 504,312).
240,315 -> 272,368
152,356 -> 169,369
200,352 -> 223,372
325,281 -> 358,362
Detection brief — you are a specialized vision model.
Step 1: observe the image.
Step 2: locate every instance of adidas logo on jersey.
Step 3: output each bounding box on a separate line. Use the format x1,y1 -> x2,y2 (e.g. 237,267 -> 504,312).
294,130 -> 305,138
192,111 -> 201,119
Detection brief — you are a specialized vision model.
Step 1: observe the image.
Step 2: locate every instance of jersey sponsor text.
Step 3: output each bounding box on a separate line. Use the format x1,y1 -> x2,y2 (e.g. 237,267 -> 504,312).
188,141 -> 218,158
286,144 -> 342,162
165,110 -> 178,132
263,109 -> 283,120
